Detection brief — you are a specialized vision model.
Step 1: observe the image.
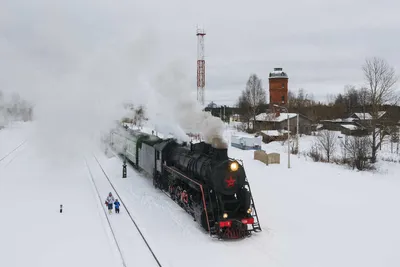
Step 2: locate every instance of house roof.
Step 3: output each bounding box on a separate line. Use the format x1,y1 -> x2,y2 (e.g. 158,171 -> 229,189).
255,112 -> 298,122
350,111 -> 386,120
269,67 -> 288,79
352,113 -> 373,120
341,124 -> 359,130
260,130 -> 290,136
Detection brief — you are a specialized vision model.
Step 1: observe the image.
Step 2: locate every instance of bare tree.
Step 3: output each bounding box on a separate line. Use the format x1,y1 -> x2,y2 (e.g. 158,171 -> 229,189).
389,126 -> 399,154
316,130 -> 338,162
358,87 -> 369,108
362,57 -> 398,162
236,93 -> 252,129
242,74 -> 267,130
308,142 -> 322,162
288,88 -> 316,110
342,136 -> 372,170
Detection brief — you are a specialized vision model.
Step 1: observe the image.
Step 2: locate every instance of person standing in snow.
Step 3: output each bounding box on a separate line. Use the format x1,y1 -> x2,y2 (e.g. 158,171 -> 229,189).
105,192 -> 115,214
114,199 -> 120,214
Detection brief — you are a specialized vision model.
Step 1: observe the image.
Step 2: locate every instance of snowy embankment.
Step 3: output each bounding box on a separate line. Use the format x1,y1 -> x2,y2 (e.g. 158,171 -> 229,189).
0,123 -> 120,267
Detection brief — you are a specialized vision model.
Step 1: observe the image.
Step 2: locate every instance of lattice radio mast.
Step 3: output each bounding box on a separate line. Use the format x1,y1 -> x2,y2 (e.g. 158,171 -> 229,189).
196,27 -> 206,106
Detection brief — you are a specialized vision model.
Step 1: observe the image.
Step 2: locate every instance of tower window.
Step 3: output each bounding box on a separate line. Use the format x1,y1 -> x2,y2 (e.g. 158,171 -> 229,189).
281,95 -> 285,102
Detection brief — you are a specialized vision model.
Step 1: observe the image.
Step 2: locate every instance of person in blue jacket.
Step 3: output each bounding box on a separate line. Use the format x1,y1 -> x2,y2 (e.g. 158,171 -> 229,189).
114,199 -> 120,214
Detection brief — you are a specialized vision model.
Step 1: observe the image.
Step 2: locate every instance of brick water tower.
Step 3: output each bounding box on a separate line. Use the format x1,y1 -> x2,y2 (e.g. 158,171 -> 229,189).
269,67 -> 288,111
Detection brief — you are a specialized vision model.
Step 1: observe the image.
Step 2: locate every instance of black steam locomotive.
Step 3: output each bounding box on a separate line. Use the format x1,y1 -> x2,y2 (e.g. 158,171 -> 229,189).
108,126 -> 262,239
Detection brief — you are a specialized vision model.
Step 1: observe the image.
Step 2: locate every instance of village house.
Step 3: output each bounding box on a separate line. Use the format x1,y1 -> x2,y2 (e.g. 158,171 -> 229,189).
252,112 -> 312,135
319,111 -> 393,136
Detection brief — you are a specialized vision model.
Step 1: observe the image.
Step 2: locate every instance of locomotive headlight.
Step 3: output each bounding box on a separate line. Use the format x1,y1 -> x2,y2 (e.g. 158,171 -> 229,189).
230,161 -> 239,172
223,213 -> 228,219
247,208 -> 252,214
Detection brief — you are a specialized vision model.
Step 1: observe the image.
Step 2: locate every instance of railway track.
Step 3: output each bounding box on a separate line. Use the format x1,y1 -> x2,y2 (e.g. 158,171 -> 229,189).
0,140 -> 28,168
84,154 -> 163,267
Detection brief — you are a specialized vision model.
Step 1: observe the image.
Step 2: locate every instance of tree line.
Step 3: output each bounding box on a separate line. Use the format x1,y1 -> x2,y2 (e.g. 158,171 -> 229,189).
228,56 -> 399,168
288,57 -> 399,168
234,57 -> 399,127
0,91 -> 33,126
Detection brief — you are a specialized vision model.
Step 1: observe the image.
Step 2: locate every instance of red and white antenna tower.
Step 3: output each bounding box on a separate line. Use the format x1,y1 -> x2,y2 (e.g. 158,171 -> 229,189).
196,27 -> 206,106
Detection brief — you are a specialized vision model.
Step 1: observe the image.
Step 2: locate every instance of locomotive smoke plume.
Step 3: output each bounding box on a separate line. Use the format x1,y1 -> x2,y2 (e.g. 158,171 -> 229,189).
1,0 -> 228,168
147,61 -> 228,149
0,0 -> 163,167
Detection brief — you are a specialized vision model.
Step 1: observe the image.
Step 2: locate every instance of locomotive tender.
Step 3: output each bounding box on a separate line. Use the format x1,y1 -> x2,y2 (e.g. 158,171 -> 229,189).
109,125 -> 262,239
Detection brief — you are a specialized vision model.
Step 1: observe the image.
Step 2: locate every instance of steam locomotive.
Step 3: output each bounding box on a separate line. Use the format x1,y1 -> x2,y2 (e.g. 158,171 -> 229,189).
108,126 -> 262,239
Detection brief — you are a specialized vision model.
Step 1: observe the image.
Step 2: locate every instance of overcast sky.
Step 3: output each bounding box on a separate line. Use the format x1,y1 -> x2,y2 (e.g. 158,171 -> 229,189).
1,0 -> 400,107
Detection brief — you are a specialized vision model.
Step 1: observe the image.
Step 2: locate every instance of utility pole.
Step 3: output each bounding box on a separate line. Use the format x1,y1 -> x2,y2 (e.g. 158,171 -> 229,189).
297,113 -> 299,158
287,112 -> 290,168
274,103 -> 291,168
122,142 -> 127,178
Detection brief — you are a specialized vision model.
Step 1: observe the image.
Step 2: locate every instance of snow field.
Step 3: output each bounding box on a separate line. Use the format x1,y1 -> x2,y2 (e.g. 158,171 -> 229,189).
0,122 -> 31,161
0,133 -> 120,267
225,127 -> 400,267
2,122 -> 400,267
84,154 -> 161,267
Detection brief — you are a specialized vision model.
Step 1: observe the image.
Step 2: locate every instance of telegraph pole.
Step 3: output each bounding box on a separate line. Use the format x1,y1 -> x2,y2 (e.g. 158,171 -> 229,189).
122,143 -> 127,178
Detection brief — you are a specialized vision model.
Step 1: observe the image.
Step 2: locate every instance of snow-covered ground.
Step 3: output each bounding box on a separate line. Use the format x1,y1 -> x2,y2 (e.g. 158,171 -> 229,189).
1,121 -> 400,267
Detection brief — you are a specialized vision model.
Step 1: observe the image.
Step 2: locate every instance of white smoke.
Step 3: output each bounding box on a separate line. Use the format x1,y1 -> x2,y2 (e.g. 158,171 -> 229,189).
1,0 -> 227,168
146,61 -> 228,148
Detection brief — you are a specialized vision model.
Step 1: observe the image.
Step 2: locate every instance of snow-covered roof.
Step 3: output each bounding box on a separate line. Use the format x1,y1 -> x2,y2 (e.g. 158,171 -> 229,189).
269,68 -> 288,79
352,113 -> 372,120
255,112 -> 297,122
261,130 -> 281,136
377,111 -> 387,118
351,111 -> 386,120
341,124 -> 358,130
342,117 -> 356,122
321,118 -> 344,123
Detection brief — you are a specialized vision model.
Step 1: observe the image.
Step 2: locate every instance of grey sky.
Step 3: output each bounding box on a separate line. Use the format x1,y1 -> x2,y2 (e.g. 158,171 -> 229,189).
1,0 -> 400,107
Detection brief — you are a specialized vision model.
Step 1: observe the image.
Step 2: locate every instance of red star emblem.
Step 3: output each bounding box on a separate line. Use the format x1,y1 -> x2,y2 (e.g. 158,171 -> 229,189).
225,176 -> 236,188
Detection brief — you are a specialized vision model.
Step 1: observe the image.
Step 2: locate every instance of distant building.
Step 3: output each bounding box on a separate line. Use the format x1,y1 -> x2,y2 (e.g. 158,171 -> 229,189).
269,67 -> 288,111
252,112 -> 312,135
319,111 -> 390,136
